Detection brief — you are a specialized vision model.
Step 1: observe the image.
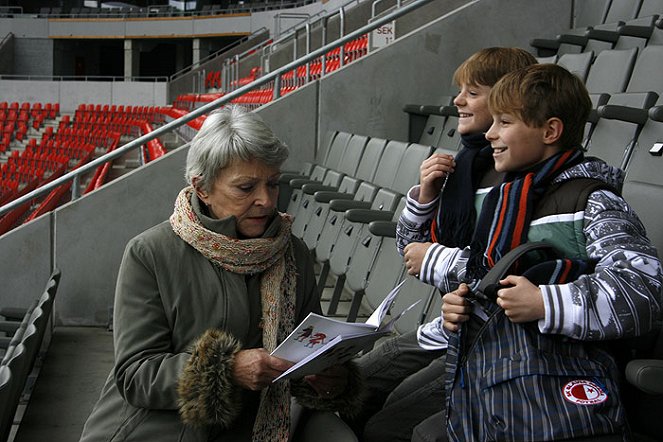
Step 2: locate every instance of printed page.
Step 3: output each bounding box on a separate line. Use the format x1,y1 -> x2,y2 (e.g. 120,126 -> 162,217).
273,330 -> 393,381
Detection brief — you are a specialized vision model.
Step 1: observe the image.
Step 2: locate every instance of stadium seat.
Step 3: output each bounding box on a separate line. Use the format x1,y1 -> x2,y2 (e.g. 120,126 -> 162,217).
557,51 -> 594,82
302,137 -> 388,251
285,131 -> 352,214
588,91 -> 658,169
0,343 -> 28,442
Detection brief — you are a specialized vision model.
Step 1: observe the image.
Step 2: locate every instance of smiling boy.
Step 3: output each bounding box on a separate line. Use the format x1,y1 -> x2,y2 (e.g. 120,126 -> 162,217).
440,63 -> 662,441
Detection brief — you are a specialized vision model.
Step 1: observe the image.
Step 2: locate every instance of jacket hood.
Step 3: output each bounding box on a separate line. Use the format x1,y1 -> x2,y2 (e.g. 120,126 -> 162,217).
552,155 -> 624,192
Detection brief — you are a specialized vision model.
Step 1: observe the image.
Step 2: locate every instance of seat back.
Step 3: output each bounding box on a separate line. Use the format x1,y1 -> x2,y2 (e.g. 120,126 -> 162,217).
557,51 -> 594,81
315,182 -> 379,263
626,44 -> 663,93
637,0 -> 663,16
328,188 -> 401,278
323,131 -> 352,170
585,47 -> 639,94
603,0 -> 643,24
573,0 -> 612,27
354,137 -> 388,182
337,134 -> 368,176
346,198 -> 406,294
372,140 -> 409,189
390,143 -> 433,195
0,343 -> 27,442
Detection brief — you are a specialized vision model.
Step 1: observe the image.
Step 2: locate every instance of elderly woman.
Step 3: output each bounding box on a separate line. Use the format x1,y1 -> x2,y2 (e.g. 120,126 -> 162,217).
80,106 -> 361,441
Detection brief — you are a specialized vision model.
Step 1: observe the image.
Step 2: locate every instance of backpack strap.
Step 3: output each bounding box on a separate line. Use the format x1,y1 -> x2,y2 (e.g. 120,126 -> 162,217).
476,241 -> 560,301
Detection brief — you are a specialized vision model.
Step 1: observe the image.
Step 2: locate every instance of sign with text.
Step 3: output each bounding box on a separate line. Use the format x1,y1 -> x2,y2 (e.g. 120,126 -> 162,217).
369,21 -> 396,52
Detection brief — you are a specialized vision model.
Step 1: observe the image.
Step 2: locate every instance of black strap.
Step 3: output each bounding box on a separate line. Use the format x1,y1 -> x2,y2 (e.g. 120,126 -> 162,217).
476,242 -> 558,301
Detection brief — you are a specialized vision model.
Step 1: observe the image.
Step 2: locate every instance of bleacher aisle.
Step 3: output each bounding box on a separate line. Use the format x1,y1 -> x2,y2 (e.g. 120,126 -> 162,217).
11,327 -> 113,442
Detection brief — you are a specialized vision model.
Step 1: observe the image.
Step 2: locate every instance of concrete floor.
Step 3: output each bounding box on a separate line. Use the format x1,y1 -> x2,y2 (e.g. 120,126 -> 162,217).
13,327 -> 113,442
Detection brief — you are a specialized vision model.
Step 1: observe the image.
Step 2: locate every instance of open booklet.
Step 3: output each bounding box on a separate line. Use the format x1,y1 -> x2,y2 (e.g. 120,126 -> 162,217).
271,280 -> 420,381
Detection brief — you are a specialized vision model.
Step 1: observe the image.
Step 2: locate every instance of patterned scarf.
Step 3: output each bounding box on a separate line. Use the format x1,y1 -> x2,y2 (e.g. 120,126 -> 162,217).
467,149 -> 585,281
431,133 -> 494,247
170,186 -> 297,442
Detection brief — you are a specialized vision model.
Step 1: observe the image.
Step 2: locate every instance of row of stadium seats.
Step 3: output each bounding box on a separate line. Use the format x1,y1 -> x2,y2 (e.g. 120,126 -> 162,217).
0,269 -> 61,442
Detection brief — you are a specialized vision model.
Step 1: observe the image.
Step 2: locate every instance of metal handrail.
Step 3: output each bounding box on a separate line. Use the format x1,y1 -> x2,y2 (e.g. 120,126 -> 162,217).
0,0 -> 434,217
0,74 -> 168,82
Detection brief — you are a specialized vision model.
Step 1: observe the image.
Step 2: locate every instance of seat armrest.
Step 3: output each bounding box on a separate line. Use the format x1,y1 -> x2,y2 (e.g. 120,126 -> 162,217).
329,200 -> 372,212
279,172 -> 304,183
618,23 -> 654,39
344,209 -> 394,224
530,37 -> 561,51
403,104 -> 425,115
557,33 -> 589,47
289,178 -> 320,189
598,105 -> 649,124
368,220 -> 397,238
302,183 -> 339,195
626,359 -> 663,395
586,28 -> 620,43
314,192 -> 354,203
0,321 -> 21,334
0,307 -> 27,321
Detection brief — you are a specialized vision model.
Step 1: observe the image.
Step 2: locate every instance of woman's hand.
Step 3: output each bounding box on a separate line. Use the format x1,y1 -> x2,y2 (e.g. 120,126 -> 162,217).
232,348 -> 294,391
441,283 -> 472,332
403,242 -> 432,277
304,364 -> 349,399
418,153 -> 455,204
495,275 -> 545,323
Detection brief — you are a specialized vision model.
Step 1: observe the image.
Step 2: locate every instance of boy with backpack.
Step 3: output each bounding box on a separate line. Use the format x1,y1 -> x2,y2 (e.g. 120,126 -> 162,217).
436,63 -> 662,441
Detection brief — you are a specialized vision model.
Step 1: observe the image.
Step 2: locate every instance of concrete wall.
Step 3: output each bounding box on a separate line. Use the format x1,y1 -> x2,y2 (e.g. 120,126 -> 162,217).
53,147 -> 188,326
13,38 -> 53,76
0,79 -> 168,112
0,0 -> 574,326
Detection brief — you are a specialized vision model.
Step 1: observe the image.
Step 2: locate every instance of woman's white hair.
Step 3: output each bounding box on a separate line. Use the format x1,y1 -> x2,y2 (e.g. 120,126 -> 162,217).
185,105 -> 289,192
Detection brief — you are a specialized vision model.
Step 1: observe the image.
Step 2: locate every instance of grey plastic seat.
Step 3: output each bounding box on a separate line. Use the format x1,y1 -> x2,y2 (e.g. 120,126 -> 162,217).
302,138 -> 388,250
625,44 -> 663,93
0,343 -> 27,442
585,47 -> 639,94
291,134 -> 368,237
403,96 -> 454,144
313,140 -> 411,299
588,91 -> 658,169
557,51 -> 594,81
286,131 -> 352,214
622,102 -> 663,248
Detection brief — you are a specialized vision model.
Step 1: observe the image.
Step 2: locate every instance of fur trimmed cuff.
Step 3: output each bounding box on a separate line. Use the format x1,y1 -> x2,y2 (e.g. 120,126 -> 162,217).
291,360 -> 364,417
177,329 -> 243,428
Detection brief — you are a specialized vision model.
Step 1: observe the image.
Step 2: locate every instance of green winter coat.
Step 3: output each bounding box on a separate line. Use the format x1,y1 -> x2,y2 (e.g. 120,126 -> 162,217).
80,196 -> 357,441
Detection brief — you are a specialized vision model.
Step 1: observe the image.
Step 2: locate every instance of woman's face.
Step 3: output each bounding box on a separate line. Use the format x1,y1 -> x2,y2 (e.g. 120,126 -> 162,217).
195,159 -> 280,238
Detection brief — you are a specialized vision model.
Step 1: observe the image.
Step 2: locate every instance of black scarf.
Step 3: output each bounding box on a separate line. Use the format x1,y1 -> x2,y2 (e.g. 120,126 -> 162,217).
431,132 -> 494,247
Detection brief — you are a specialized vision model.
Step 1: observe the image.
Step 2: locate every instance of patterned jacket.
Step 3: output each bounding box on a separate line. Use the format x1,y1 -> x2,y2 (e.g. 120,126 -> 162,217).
397,158 -> 662,439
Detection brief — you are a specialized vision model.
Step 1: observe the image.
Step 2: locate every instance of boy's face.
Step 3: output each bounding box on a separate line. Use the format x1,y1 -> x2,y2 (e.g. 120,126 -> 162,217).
454,83 -> 493,135
486,113 -> 559,173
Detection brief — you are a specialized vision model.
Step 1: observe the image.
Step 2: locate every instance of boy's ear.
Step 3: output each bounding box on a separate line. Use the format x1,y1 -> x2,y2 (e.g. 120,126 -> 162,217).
542,117 -> 564,145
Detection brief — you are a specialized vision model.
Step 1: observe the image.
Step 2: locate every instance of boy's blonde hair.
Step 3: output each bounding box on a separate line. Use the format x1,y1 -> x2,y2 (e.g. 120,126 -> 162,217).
488,64 -> 591,150
453,47 -> 538,88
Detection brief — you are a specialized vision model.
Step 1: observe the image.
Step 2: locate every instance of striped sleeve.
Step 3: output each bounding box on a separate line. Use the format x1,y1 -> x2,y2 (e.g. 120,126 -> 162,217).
538,190 -> 663,340
396,185 -> 439,256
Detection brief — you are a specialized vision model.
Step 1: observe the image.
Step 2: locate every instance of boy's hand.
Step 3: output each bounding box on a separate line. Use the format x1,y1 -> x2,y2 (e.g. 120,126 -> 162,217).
495,275 -> 545,323
418,154 -> 455,204
233,348 -> 294,391
441,283 -> 472,332
403,242 -> 432,277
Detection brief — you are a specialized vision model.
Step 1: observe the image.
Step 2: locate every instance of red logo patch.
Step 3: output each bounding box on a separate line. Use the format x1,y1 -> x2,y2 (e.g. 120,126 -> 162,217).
563,380 -> 608,405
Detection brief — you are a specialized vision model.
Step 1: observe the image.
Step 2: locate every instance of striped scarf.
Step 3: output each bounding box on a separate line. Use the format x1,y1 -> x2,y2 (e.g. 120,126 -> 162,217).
467,149 -> 585,282
170,186 -> 297,442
